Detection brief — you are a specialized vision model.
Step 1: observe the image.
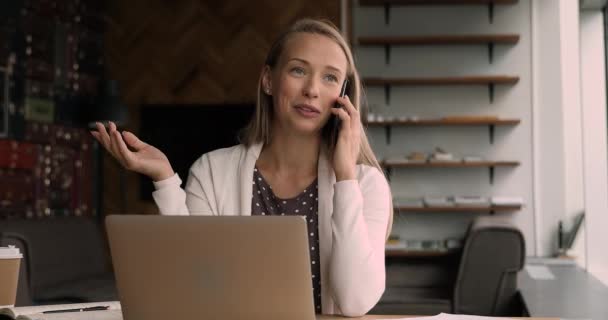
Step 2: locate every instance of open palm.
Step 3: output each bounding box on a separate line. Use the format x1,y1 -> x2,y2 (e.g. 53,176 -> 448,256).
91,122 -> 175,181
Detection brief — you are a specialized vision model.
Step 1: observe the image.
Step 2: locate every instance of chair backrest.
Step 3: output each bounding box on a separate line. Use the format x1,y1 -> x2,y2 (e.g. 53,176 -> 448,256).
453,216 -> 525,316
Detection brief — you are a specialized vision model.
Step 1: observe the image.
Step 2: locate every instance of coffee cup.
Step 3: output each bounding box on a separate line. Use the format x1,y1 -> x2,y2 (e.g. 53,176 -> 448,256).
0,246 -> 23,308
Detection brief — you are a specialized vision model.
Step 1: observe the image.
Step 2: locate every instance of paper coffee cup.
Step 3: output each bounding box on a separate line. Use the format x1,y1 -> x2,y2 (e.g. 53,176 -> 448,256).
0,246 -> 22,308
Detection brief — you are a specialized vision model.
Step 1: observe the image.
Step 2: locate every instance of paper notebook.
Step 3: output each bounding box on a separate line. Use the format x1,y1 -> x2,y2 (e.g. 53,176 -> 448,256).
379,313 -> 515,320
0,301 -> 121,320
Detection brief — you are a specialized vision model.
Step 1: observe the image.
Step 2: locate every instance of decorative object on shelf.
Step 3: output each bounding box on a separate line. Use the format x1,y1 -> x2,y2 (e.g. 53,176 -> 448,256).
405,151 -> 427,163
429,147 -> 458,162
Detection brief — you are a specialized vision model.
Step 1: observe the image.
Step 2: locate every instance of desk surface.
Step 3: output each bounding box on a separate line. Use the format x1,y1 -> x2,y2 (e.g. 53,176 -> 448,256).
317,316 -> 558,319
519,258 -> 608,319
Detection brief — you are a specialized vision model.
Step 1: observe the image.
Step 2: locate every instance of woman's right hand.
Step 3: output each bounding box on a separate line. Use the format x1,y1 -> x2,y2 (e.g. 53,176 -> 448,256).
91,122 -> 175,182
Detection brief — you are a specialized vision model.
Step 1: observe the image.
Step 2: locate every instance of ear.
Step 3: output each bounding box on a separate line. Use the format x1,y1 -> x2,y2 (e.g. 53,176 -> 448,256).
262,65 -> 273,95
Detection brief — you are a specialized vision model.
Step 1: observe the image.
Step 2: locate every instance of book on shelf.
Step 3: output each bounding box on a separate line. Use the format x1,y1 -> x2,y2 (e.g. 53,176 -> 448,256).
490,196 -> 524,206
0,301 -> 121,320
423,196 -> 455,207
441,115 -> 500,122
453,196 -> 489,207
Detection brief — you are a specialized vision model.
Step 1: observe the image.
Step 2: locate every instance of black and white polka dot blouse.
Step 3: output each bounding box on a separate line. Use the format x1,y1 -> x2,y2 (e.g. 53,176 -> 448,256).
251,166 -> 322,313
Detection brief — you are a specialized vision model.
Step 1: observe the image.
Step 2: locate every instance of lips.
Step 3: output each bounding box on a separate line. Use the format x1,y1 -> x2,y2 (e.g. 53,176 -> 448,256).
294,104 -> 320,114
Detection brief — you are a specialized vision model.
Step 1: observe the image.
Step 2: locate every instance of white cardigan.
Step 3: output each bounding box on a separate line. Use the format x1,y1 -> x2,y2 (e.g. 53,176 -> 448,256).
151,142 -> 391,316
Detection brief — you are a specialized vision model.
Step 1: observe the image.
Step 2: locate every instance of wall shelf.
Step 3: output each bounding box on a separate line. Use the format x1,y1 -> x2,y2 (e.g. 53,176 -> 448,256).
366,118 -> 520,144
364,76 -> 519,105
359,0 -> 519,24
382,160 -> 520,184
358,34 -> 520,64
394,205 -> 522,214
382,160 -> 520,167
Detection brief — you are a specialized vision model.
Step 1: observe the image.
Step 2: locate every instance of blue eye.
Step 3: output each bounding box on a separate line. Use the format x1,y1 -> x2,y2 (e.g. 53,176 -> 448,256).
290,67 -> 305,76
324,74 -> 338,83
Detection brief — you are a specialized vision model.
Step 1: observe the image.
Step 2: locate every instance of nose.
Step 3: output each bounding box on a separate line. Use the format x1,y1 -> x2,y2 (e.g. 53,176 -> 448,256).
302,77 -> 320,99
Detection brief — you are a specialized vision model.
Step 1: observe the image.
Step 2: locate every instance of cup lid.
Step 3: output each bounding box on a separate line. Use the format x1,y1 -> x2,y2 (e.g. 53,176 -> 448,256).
0,245 -> 23,258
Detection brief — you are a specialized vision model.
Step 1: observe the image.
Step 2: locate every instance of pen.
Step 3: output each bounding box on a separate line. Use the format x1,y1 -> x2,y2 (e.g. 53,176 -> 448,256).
42,306 -> 110,314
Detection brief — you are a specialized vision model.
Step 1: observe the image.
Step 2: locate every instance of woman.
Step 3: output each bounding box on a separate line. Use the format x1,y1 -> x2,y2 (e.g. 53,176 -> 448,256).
92,18 -> 392,317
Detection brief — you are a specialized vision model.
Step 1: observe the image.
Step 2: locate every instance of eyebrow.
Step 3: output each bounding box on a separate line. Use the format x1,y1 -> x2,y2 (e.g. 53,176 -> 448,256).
287,58 -> 343,75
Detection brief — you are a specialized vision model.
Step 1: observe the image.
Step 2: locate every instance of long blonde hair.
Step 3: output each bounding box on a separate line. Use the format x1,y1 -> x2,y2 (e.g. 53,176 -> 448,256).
240,18 -> 393,237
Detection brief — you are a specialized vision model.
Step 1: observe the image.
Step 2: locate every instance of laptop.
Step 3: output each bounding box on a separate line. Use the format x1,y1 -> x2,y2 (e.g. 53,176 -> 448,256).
105,215 -> 316,320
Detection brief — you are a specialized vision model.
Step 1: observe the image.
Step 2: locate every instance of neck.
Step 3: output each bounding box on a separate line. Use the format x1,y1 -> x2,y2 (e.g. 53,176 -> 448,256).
257,128 -> 321,178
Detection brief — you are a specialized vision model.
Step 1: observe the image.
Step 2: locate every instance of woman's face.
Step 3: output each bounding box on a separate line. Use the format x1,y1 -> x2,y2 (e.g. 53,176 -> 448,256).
265,32 -> 348,137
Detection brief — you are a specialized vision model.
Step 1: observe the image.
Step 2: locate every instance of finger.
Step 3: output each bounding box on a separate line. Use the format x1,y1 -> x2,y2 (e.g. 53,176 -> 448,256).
113,129 -> 137,169
94,122 -> 115,156
108,128 -> 124,163
336,95 -> 360,127
122,131 -> 147,151
331,108 -> 352,137
90,131 -> 101,142
336,95 -> 358,116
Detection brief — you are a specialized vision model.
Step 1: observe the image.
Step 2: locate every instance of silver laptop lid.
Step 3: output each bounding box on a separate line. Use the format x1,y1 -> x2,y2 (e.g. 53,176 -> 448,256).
106,215 -> 315,320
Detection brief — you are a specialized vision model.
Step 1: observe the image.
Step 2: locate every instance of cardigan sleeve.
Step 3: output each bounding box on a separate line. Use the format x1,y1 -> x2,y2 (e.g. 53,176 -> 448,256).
152,154 -> 215,216
329,166 -> 391,316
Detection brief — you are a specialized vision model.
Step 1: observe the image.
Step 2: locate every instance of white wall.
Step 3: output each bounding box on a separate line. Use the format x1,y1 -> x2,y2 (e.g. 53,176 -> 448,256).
353,1 -> 536,253
532,0 -> 589,258
530,0 -> 568,257
580,9 -> 608,286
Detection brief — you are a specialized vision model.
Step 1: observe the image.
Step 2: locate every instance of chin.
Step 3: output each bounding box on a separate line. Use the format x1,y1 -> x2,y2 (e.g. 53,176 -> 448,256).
291,121 -> 323,136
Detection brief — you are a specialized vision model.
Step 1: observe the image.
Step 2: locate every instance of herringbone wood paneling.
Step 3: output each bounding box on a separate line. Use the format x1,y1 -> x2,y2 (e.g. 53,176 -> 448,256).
103,0 -> 341,215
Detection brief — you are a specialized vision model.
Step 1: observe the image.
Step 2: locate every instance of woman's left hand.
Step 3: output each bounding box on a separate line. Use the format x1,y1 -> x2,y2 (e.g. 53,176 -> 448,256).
330,95 -> 361,181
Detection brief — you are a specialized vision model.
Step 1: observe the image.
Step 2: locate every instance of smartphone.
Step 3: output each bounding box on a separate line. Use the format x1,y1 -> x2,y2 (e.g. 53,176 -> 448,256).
331,79 -> 349,147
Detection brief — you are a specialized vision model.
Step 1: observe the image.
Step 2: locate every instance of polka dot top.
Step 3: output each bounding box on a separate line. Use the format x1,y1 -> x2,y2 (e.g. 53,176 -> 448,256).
251,166 -> 322,313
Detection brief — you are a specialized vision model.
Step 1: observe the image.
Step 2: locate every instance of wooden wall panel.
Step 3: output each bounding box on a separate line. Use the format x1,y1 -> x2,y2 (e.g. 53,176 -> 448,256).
102,0 -> 341,215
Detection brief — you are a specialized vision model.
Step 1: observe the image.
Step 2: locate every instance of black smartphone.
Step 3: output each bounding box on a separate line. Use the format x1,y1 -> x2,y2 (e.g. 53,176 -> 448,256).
331,79 -> 349,147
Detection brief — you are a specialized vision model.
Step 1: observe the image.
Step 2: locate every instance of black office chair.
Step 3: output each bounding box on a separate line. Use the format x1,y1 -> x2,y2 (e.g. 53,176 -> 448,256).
371,216 -> 526,316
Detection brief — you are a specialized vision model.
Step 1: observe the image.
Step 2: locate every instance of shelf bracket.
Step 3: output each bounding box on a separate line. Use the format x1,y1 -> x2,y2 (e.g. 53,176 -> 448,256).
384,44 -> 391,65
384,4 -> 391,25
489,124 -> 495,144
488,3 -> 495,24
488,43 -> 494,64
384,84 -> 391,106
489,166 -> 495,185
385,125 -> 392,144
488,83 -> 495,104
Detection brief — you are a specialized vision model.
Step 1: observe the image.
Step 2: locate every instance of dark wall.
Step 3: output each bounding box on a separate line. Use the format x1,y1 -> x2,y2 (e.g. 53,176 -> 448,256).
102,0 -> 342,214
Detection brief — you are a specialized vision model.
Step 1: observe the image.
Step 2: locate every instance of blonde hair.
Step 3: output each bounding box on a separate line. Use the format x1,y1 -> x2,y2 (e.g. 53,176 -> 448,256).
240,18 -> 393,237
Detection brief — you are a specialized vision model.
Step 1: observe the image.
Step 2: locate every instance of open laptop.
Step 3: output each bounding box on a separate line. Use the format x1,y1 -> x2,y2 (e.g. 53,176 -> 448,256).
105,215 -> 316,320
